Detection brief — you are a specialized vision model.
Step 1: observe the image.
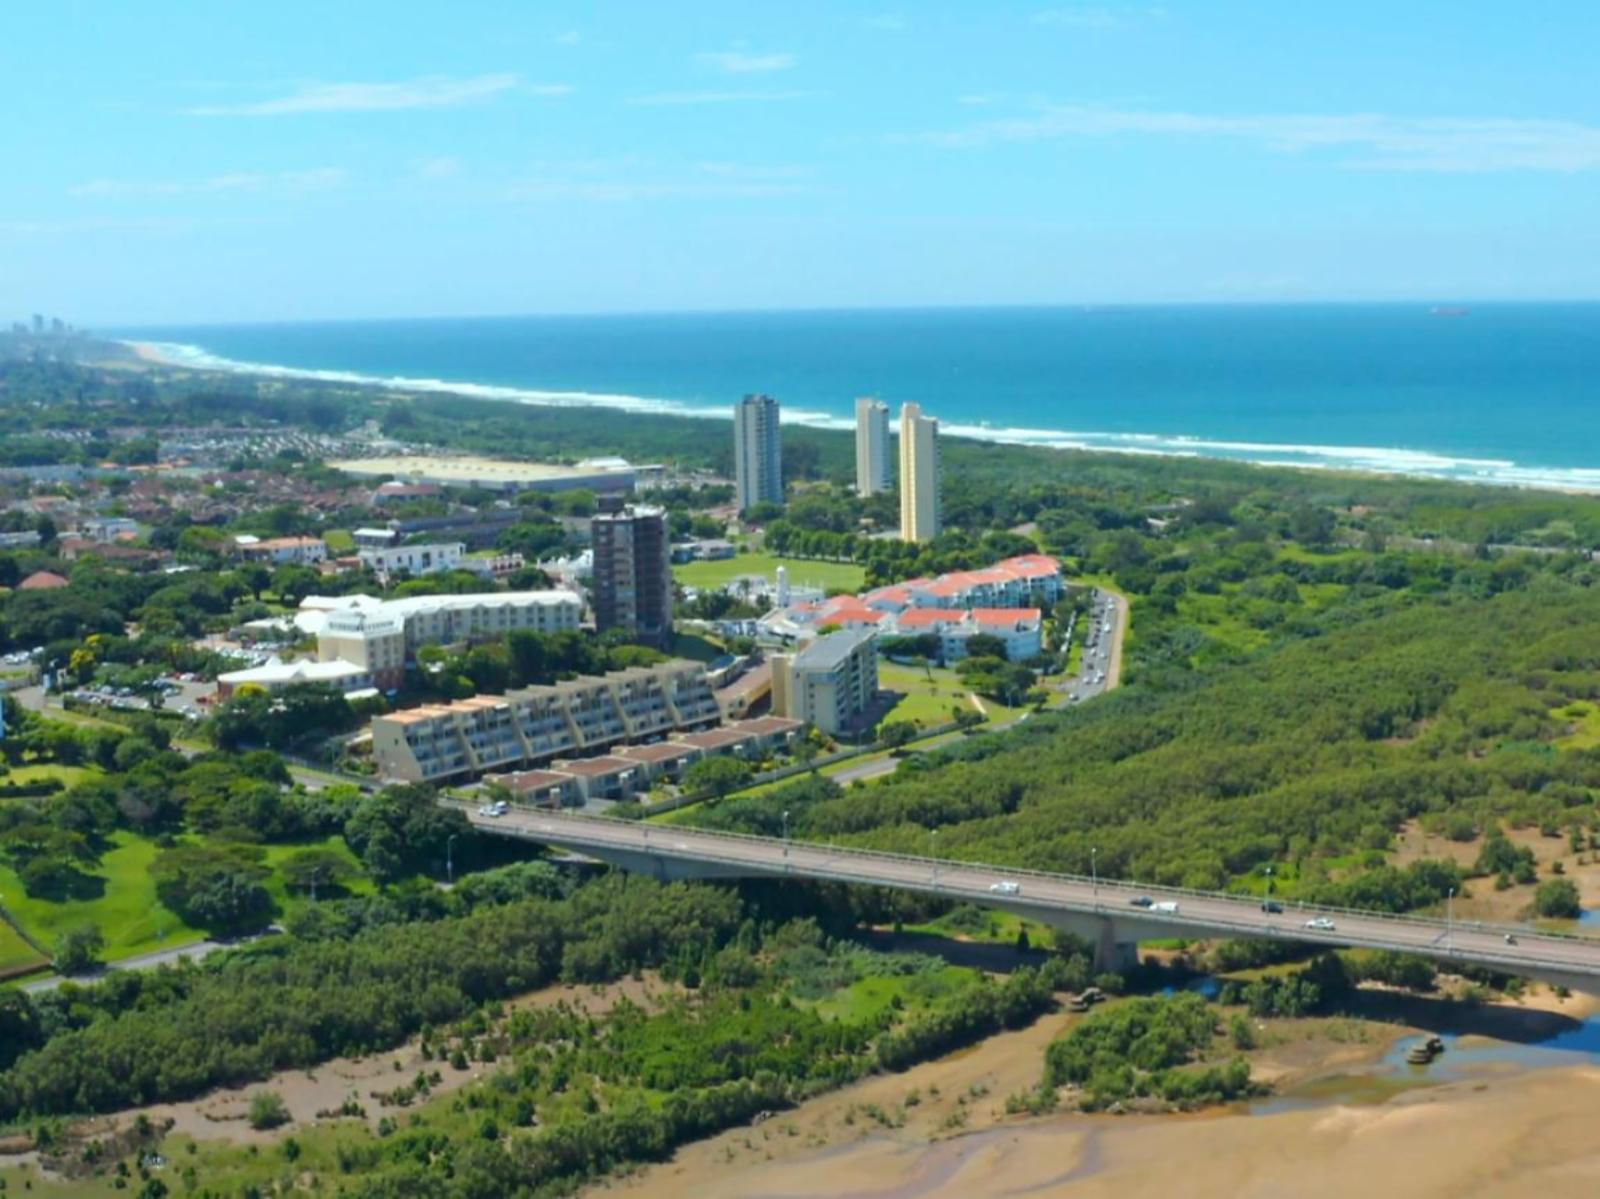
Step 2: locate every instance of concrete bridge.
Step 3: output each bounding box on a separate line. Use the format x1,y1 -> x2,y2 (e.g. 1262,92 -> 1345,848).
462,806 -> 1600,993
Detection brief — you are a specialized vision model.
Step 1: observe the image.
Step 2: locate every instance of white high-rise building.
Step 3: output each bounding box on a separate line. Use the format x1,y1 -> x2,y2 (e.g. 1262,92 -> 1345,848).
898,402 -> 941,543
854,397 -> 891,497
733,393 -> 783,511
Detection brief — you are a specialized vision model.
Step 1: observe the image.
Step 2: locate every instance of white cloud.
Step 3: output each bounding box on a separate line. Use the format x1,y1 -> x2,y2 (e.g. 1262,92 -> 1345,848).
629,90 -> 812,107
696,161 -> 812,181
184,74 -> 522,116
413,157 -> 462,180
69,168 -> 347,197
696,50 -> 796,74
506,161 -> 813,202
1032,6 -> 1165,28
913,106 -> 1600,172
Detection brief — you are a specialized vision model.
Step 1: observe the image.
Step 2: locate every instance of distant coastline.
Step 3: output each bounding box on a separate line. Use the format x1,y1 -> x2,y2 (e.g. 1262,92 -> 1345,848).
115,303 -> 1600,495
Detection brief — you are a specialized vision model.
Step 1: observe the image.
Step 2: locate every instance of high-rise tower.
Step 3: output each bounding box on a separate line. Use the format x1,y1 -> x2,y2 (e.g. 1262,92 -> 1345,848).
854,397 -> 890,497
591,499 -> 674,649
898,402 -> 941,543
733,393 -> 783,511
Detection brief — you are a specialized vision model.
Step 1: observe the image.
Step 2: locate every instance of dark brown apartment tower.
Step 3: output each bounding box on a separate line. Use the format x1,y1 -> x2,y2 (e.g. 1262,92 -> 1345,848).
590,501 -> 673,649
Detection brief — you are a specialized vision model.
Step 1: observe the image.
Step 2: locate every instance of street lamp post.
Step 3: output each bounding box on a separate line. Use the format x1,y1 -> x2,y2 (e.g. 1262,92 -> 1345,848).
1091,847 -> 1099,906
930,828 -> 939,887
1447,887 -> 1455,952
447,834 -> 457,887
782,810 -> 790,865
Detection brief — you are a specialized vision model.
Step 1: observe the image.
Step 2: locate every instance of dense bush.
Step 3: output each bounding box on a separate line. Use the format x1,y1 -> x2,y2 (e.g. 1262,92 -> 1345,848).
0,874 -> 741,1119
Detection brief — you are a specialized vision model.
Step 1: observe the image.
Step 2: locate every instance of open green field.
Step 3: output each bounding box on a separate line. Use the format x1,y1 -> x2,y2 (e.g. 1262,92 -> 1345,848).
0,921 -> 47,975
1552,701 -> 1600,751
878,662 -> 966,727
323,528 -> 356,553
669,630 -> 727,661
900,905 -> 1042,947
673,552 -> 865,594
4,763 -> 99,788
0,831 -> 373,967
0,831 -> 202,963
878,662 -> 1019,729
260,835 -> 374,906
802,962 -> 974,1023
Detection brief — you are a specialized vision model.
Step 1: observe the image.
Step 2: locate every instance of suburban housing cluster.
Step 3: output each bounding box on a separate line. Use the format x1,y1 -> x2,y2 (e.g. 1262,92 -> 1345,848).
758,553 -> 1064,663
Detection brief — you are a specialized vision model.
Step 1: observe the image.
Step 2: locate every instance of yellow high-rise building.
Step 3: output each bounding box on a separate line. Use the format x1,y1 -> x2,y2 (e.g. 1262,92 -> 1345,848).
898,402 -> 941,543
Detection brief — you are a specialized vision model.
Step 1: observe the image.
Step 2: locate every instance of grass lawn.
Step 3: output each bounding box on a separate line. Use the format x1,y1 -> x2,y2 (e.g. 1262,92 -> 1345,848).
670,630 -> 727,662
0,831 -> 204,963
804,964 -> 973,1023
1552,702 -> 1600,751
900,906 -> 1042,947
261,835 -> 374,911
0,831 -> 373,966
0,921 -> 46,975
877,662 -> 970,728
324,528 -> 356,553
673,552 -> 865,594
4,763 -> 99,788
1275,544 -> 1366,566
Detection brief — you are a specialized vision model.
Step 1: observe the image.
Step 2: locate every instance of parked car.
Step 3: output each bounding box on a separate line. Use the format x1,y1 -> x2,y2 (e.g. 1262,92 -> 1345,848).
1304,916 -> 1336,931
988,880 -> 1021,895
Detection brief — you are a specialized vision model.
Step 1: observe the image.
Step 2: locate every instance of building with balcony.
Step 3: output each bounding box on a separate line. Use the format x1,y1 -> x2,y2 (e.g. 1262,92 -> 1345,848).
314,589 -> 582,691
771,628 -> 879,736
371,657 -> 722,783
591,501 -> 673,649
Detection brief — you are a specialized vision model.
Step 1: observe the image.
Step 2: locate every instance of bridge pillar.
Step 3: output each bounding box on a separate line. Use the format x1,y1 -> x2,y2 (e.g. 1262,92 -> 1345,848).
1023,909 -> 1140,973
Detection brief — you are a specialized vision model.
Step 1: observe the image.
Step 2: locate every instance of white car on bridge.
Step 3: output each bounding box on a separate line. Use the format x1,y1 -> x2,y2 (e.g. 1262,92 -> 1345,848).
989,880 -> 1021,895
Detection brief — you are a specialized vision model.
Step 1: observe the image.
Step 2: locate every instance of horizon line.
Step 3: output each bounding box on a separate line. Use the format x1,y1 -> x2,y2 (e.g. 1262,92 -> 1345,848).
96,295 -> 1600,332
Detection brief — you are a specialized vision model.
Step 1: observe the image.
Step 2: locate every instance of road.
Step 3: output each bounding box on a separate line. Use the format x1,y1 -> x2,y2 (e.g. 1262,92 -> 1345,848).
468,808 -> 1600,987
1060,587 -> 1125,705
21,932 -> 280,994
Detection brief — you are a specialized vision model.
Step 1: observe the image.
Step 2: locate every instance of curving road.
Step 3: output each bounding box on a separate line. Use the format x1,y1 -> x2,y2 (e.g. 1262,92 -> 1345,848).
465,807 -> 1600,990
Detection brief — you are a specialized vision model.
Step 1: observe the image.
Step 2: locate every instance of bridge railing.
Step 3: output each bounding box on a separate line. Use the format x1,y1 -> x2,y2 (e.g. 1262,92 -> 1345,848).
450,800 -> 1600,953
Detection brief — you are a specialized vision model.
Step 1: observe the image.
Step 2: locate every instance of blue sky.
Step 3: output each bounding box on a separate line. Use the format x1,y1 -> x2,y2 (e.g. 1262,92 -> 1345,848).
5,1 -> 1600,325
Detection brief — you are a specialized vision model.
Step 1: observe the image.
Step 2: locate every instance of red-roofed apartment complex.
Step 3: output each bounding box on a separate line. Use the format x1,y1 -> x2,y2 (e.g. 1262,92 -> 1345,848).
759,554 -> 1062,662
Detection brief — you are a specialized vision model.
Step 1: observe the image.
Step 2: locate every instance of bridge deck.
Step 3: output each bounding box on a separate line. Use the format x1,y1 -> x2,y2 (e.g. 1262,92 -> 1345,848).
462,806 -> 1600,983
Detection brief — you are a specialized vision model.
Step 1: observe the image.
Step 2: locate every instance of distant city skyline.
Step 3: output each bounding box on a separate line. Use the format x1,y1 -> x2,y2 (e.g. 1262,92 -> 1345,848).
6,1 -> 1600,325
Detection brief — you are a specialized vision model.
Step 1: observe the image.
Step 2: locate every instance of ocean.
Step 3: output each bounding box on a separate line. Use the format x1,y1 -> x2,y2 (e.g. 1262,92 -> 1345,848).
115,303 -> 1600,491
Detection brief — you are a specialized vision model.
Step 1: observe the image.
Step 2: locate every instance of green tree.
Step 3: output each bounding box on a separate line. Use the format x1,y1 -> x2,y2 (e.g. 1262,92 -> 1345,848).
279,847 -> 359,897
248,1090 -> 290,1130
684,756 -> 755,800
53,924 -> 105,976
1534,877 -> 1581,919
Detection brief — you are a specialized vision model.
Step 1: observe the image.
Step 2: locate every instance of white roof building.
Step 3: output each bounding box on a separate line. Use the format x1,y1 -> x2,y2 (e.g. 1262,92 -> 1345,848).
217,656 -> 374,697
